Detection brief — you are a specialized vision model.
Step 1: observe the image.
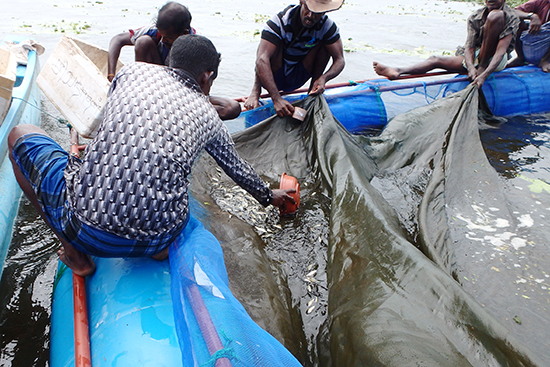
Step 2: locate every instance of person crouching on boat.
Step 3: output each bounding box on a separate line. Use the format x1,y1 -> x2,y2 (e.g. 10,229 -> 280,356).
507,0 -> 550,72
8,35 -> 296,277
373,0 -> 520,88
243,0 -> 346,117
107,1 -> 240,120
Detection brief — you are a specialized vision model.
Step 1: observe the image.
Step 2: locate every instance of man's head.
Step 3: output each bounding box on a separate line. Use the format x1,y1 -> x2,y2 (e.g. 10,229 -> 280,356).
299,0 -> 343,28
485,0 -> 505,11
169,35 -> 221,95
156,2 -> 192,47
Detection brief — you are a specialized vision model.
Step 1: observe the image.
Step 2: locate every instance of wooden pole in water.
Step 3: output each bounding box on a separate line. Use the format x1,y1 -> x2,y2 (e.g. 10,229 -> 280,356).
73,274 -> 91,367
233,70 -> 457,103
186,282 -> 232,367
70,128 -> 92,367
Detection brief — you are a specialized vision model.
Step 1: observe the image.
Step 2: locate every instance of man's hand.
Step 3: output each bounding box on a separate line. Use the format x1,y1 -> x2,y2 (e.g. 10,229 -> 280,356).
466,66 -> 478,83
244,95 -> 260,111
271,189 -> 297,209
471,65 -> 488,88
273,97 -> 295,117
309,77 -> 327,95
528,14 -> 542,35
472,73 -> 488,88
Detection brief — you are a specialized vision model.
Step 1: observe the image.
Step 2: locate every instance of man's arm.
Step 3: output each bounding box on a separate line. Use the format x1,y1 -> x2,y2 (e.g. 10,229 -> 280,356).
254,39 -> 295,117
108,32 -> 133,82
209,96 -> 241,120
473,33 -> 514,88
205,128 -> 295,209
515,9 -> 542,34
309,38 -> 345,95
463,46 -> 478,81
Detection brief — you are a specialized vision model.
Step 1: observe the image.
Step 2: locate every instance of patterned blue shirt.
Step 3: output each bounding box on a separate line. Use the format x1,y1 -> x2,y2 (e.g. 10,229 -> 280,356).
65,63 -> 272,240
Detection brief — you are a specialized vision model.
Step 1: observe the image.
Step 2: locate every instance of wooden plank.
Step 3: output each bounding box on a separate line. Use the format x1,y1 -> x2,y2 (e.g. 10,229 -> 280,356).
36,35 -> 123,138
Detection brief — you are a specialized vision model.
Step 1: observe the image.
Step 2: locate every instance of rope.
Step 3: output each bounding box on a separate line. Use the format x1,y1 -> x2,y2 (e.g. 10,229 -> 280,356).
52,262 -> 68,294
11,97 -> 70,128
371,86 -> 387,127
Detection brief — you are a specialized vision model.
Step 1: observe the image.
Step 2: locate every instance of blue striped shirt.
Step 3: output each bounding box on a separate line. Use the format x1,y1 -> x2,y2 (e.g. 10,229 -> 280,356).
261,5 -> 340,76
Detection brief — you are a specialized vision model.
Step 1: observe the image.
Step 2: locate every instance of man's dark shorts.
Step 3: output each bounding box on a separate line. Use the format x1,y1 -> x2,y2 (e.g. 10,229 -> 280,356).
273,63 -> 312,92
12,133 -> 179,257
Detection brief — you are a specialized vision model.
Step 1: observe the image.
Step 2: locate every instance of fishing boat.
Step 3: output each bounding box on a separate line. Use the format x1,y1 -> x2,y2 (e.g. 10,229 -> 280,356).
0,36 -> 41,278
229,66 -> 550,135
50,134 -> 305,367
50,90 -> 548,367
42,38 -> 548,365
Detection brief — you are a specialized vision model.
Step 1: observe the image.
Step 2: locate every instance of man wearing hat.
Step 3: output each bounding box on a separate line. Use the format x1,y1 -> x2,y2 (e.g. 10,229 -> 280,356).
244,0 -> 345,117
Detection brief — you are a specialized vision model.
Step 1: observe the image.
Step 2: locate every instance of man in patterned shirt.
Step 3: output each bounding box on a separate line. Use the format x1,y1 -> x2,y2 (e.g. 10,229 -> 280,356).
8,35 -> 296,277
374,0 -> 519,88
244,0 -> 346,117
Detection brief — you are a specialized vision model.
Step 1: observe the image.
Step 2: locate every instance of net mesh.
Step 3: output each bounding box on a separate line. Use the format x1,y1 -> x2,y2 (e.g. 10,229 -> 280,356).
169,216 -> 303,367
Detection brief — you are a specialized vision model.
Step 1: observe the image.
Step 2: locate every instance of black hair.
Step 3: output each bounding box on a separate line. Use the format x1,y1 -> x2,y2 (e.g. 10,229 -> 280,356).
156,2 -> 192,35
169,35 -> 221,80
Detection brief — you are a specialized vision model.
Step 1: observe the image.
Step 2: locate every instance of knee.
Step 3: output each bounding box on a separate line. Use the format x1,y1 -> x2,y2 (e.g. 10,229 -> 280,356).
486,9 -> 505,27
427,55 -> 445,65
8,124 -> 44,152
134,36 -> 156,60
8,125 -> 27,151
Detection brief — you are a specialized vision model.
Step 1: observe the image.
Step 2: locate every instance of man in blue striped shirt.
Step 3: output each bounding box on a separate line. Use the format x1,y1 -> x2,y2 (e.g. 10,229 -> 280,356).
244,0 -> 345,117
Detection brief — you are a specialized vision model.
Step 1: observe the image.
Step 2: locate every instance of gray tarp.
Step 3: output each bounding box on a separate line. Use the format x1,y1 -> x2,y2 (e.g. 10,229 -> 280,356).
189,86 -> 544,366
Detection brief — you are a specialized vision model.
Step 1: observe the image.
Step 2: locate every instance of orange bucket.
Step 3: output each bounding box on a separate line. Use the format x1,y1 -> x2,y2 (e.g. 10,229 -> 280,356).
279,173 -> 300,215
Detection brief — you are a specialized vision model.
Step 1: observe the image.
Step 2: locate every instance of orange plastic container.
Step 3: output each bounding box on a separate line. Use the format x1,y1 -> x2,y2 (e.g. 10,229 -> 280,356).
279,173 -> 300,215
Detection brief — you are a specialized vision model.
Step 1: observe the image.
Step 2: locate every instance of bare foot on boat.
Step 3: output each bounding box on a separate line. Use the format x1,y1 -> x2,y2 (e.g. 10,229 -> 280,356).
243,94 -> 260,111
152,245 -> 170,261
506,56 -> 525,68
57,247 -> 96,277
540,59 -> 550,73
373,61 -> 401,80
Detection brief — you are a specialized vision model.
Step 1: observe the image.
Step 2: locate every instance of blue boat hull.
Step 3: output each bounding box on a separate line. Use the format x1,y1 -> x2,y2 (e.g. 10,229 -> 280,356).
49,66 -> 550,366
229,66 -> 550,135
0,38 -> 41,278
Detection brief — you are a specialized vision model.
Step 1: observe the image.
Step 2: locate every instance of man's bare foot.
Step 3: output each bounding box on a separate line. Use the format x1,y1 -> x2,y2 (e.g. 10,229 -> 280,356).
57,247 -> 96,277
373,61 -> 401,80
152,245 -> 170,261
540,60 -> 550,72
243,94 -> 260,111
506,56 -> 525,68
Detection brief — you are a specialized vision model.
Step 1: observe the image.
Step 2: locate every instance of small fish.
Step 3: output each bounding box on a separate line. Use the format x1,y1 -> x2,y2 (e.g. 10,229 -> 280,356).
306,305 -> 315,314
304,277 -> 319,284
306,297 -> 317,307
306,270 -> 317,278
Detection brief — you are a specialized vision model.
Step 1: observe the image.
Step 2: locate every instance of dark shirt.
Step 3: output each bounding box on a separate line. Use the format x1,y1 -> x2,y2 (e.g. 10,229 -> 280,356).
465,3 -> 520,55
261,4 -> 340,76
65,63 -> 272,240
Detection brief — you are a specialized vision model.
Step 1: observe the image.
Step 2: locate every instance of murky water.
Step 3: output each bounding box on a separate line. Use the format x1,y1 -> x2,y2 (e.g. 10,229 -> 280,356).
1,0 -> 549,366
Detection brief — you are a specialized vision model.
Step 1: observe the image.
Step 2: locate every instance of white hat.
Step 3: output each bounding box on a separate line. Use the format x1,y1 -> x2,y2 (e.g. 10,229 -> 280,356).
304,0 -> 344,13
